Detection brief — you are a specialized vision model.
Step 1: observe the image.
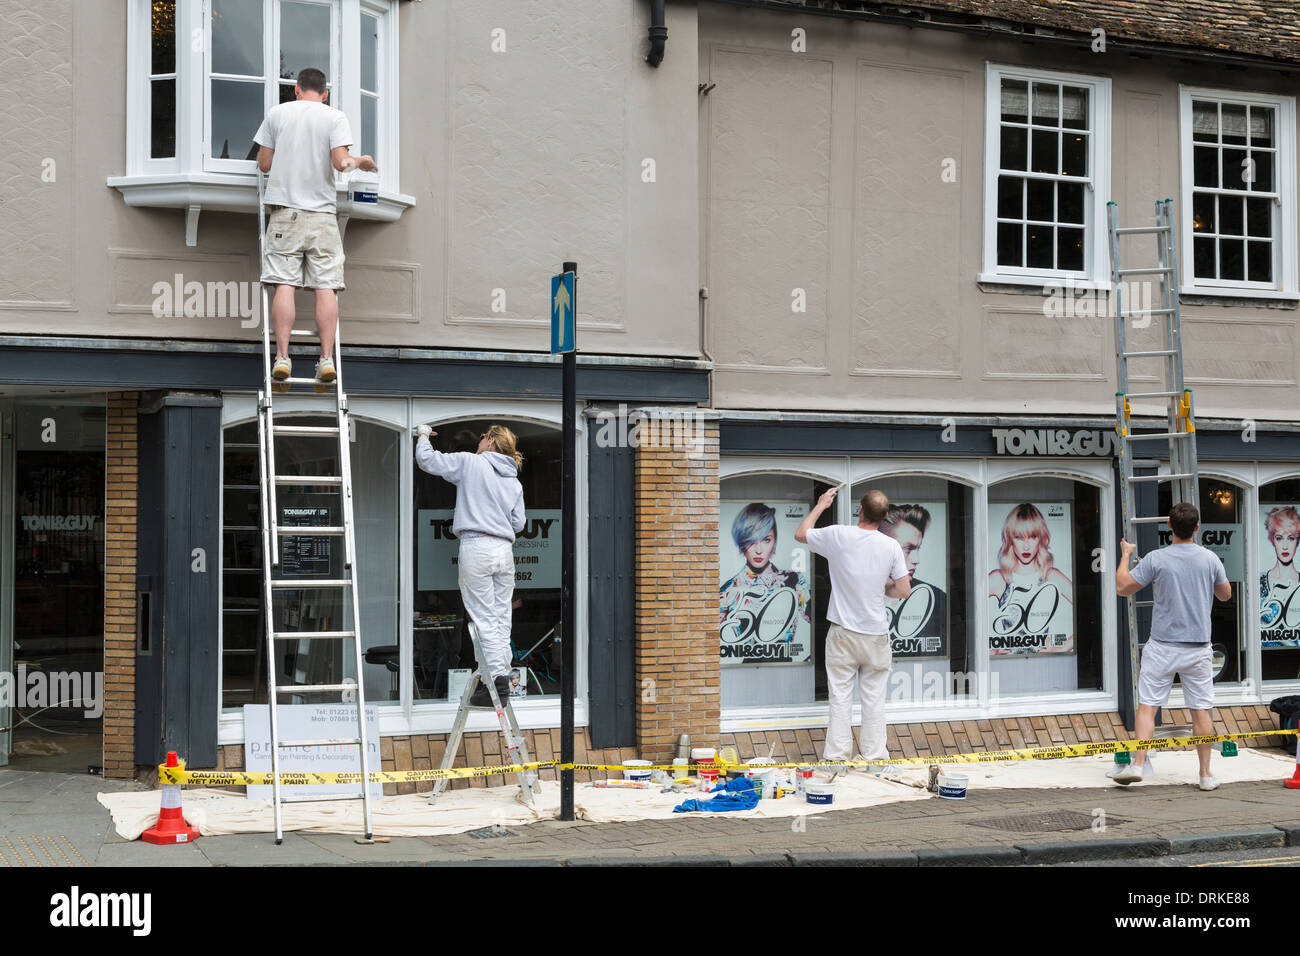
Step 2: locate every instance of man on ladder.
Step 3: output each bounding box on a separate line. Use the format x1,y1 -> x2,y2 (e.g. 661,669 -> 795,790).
255,67 -> 376,391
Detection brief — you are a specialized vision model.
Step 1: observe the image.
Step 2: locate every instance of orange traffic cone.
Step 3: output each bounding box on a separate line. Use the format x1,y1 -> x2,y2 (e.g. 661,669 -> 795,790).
1286,746 -> 1300,790
142,751 -> 200,844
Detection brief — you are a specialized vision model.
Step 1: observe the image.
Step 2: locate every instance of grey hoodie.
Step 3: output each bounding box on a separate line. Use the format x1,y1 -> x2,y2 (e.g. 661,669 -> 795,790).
415,437 -> 526,541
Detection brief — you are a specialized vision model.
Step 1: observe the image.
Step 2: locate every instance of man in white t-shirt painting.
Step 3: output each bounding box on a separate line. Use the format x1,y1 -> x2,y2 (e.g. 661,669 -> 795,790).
796,487 -> 910,769
1114,502 -> 1232,790
254,68 -> 376,391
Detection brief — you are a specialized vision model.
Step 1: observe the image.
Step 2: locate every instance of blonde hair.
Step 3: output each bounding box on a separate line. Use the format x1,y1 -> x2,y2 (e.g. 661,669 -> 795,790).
1266,505 -> 1300,539
485,424 -> 523,469
998,503 -> 1054,579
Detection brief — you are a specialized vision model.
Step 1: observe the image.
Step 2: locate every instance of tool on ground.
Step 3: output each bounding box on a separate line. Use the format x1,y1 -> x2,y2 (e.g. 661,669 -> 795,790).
1108,198 -> 1200,726
255,170 -> 373,845
429,621 -> 542,807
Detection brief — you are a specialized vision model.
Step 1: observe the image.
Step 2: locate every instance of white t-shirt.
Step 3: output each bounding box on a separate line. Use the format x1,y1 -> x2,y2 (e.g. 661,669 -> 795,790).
253,100 -> 353,213
804,525 -> 909,635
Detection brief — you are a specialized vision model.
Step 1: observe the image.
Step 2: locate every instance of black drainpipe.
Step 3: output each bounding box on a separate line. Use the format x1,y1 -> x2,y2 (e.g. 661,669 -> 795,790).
646,0 -> 667,67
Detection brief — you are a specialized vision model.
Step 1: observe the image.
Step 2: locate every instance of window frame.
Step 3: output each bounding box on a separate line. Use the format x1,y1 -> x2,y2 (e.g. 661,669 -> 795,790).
980,63 -> 1113,288
115,0 -> 411,241
1178,86 -> 1298,299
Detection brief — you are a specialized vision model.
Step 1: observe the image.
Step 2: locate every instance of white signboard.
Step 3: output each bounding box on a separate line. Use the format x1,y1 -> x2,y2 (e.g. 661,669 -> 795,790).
417,509 -> 560,591
244,703 -> 382,801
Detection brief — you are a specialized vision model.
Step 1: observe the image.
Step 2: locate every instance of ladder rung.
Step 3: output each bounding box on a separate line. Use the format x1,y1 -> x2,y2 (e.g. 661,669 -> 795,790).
272,425 -> 341,436
1122,349 -> 1177,358
1115,226 -> 1170,235
272,631 -> 357,641
278,792 -> 366,804
274,475 -> 343,485
289,329 -> 319,337
1129,516 -> 1169,525
278,377 -> 337,387
271,578 -> 352,589
275,682 -> 355,693
1118,267 -> 1173,276
1136,600 -> 1155,608
1123,308 -> 1176,318
1128,473 -> 1195,482
278,738 -> 363,748
1127,431 -> 1192,441
276,525 -> 346,535
1125,391 -> 1178,399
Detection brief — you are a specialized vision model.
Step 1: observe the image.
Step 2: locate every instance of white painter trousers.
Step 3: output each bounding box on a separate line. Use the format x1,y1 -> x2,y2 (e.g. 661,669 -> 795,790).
823,623 -> 892,762
457,535 -> 515,679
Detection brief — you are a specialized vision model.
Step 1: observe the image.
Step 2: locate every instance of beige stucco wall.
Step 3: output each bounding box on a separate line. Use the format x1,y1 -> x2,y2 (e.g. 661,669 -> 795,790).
0,0 -> 701,358
699,3 -> 1300,422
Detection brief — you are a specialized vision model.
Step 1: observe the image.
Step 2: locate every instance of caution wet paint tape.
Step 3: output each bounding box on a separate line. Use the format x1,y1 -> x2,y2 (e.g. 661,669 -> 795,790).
158,730 -> 1297,786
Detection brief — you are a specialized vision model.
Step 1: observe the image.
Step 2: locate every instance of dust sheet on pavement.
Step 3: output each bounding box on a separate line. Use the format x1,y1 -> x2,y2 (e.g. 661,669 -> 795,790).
96,772 -> 928,839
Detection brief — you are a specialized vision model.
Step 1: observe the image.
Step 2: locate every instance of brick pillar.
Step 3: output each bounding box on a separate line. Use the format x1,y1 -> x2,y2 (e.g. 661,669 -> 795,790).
633,415 -> 720,762
103,392 -> 139,779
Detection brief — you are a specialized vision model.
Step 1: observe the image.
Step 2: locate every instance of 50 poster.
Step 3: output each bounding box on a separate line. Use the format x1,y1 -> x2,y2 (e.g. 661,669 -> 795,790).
1260,503 -> 1300,648
856,500 -> 949,659
986,501 -> 1075,656
719,501 -> 812,665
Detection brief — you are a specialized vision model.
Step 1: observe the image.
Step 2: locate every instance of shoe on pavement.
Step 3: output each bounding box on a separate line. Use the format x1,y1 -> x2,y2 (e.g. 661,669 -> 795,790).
468,675 -> 511,708
1112,765 -> 1144,785
313,357 -> 336,393
1198,775 -> 1220,791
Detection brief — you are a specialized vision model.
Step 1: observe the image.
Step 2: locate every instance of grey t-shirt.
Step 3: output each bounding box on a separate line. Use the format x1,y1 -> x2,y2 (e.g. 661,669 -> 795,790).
1129,542 -> 1228,644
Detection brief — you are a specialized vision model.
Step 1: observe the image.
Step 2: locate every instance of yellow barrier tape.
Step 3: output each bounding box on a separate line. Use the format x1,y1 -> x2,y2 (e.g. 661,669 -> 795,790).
160,729 -> 1296,785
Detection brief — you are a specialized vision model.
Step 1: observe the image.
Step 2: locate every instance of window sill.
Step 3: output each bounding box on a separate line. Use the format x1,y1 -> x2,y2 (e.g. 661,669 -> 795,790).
107,172 -> 416,246
977,274 -> 1111,295
1179,287 -> 1300,308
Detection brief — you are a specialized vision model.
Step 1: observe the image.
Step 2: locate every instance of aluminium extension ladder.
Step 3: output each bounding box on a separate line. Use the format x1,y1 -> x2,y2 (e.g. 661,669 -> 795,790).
1108,198 -> 1201,723
429,622 -> 541,807
256,172 -> 373,844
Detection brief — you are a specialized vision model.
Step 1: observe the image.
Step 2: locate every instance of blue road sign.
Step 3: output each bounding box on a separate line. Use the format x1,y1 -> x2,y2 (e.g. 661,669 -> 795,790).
550,271 -> 575,354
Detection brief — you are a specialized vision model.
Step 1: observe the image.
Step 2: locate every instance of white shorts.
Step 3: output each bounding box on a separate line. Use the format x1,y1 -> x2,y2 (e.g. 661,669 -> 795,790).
1137,640 -> 1214,711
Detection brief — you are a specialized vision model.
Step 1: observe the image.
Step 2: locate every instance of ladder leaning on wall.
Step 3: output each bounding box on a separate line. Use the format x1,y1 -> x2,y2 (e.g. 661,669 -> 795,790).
255,171 -> 373,844
1108,198 -> 1201,725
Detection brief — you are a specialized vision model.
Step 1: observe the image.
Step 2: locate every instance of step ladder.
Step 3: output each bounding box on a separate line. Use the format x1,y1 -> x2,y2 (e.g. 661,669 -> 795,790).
256,172 -> 373,844
429,622 -> 542,807
1108,198 -> 1200,722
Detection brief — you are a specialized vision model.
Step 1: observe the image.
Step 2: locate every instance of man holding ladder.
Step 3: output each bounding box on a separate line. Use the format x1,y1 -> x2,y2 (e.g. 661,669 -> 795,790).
254,67 -> 376,390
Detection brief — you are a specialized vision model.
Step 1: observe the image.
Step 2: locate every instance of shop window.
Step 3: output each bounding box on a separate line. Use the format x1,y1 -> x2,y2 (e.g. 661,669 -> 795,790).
850,477 -> 976,705
220,416 -> 400,708
719,474 -> 834,707
1155,478 -> 1246,685
413,419 -> 561,700
987,477 -> 1103,694
1258,478 -> 1300,682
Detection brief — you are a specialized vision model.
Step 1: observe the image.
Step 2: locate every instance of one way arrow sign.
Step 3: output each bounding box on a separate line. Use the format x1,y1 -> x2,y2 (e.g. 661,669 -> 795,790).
550,271 -> 575,354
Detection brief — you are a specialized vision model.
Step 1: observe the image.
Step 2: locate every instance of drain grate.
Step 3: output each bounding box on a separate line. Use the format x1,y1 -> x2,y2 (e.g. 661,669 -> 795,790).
967,810 -> 1127,833
466,826 -> 516,839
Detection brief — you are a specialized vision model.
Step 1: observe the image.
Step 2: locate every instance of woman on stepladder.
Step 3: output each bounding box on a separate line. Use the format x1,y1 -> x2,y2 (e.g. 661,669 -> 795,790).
415,424 -> 525,706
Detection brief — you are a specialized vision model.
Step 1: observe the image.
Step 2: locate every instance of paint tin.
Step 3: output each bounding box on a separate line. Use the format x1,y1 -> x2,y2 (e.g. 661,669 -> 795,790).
805,785 -> 834,805
623,759 -> 652,782
937,771 -> 968,799
795,766 -> 813,794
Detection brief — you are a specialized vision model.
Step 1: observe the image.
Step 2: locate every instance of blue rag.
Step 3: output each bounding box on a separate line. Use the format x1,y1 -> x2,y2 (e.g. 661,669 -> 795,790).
673,777 -> 760,813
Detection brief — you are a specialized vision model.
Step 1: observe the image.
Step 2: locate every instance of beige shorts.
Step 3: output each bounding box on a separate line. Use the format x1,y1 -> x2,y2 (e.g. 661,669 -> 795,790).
261,208 -> 345,290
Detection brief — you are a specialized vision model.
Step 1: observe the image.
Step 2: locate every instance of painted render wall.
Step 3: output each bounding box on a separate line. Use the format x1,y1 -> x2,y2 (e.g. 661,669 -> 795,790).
699,3 -> 1300,422
0,1 -> 702,358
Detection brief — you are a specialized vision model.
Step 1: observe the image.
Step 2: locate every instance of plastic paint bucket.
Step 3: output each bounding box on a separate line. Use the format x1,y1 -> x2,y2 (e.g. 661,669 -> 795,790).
937,771 -> 968,800
693,748 -> 717,787
806,785 -> 834,805
623,759 -> 653,782
672,758 -> 689,780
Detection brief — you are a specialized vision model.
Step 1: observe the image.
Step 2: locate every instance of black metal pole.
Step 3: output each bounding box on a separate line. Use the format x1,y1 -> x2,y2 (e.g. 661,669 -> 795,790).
560,260 -> 577,821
